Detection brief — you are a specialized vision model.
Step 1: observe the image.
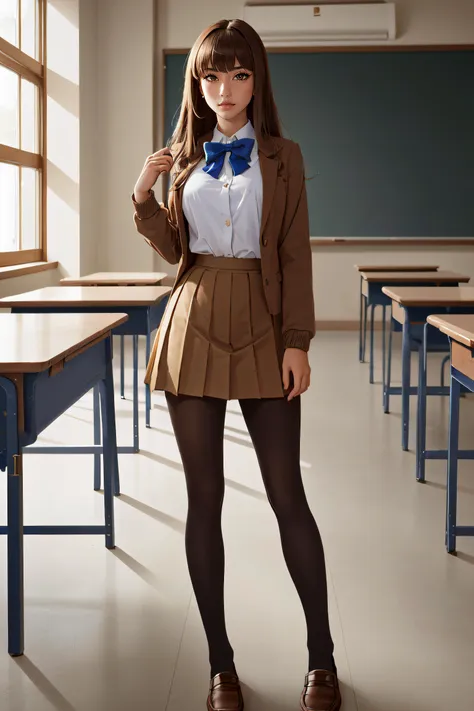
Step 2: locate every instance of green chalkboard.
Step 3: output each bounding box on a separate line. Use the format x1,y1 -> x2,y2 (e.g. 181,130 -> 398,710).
164,50 -> 474,238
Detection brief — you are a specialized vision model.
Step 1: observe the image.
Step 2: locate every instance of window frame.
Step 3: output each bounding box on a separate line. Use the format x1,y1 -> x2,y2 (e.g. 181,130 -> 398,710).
0,0 -> 46,266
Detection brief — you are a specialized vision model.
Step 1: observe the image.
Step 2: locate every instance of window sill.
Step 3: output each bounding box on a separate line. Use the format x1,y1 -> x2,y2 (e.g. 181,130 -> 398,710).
0,261 -> 59,281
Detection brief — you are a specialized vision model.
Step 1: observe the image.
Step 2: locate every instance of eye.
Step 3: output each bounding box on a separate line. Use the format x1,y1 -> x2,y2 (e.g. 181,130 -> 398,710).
235,72 -> 251,81
203,74 -> 217,82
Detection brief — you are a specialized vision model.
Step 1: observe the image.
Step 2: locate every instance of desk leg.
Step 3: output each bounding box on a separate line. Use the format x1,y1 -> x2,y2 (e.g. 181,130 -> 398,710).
401,317 -> 411,451
133,334 -> 139,453
358,279 -> 363,362
369,304 -> 375,384
362,295 -> 368,363
381,305 -> 386,404
146,317 -> 151,429
416,324 -> 428,482
93,384 -> 101,491
446,371 -> 461,554
0,376 -> 24,656
99,345 -> 118,546
440,355 -> 449,388
384,314 -> 394,414
120,335 -> 125,400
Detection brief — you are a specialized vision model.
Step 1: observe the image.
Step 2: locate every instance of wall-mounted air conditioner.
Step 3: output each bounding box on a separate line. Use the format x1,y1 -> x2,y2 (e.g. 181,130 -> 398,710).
243,3 -> 397,45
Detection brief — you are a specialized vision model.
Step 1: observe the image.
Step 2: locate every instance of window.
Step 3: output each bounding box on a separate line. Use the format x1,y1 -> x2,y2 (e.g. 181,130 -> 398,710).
0,0 -> 45,267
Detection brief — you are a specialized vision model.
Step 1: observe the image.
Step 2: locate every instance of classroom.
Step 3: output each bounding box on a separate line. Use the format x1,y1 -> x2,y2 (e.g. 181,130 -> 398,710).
0,1 -> 473,710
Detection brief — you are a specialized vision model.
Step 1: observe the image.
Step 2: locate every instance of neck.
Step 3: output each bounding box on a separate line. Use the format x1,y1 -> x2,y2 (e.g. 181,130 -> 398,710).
216,111 -> 249,138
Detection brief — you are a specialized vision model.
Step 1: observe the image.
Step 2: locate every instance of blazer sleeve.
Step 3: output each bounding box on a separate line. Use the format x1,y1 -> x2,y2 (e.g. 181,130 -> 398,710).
132,188 -> 182,265
278,142 -> 316,352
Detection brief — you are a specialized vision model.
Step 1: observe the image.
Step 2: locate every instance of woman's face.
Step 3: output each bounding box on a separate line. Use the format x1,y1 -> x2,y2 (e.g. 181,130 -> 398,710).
200,58 -> 254,123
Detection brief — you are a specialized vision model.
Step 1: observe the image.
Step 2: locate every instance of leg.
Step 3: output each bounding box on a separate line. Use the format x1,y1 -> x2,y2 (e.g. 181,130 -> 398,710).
384,310 -> 394,414
361,295 -> 368,363
93,384 -> 101,491
416,328 -> 428,483
440,355 -> 449,388
240,396 -> 334,672
369,304 -> 376,384
165,392 -> 235,677
1,376 -> 24,656
132,334 -> 139,452
446,372 -> 461,554
381,305 -> 387,403
146,326 -> 151,428
99,347 -> 118,547
401,318 -> 411,451
120,335 -> 125,399
8,453 -> 24,656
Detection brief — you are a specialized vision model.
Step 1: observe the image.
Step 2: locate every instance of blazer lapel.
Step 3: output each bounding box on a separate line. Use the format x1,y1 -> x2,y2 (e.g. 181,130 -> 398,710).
258,148 -> 278,243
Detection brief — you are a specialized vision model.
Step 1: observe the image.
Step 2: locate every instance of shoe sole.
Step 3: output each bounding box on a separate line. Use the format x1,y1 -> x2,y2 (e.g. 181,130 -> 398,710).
207,694 -> 244,711
300,690 -> 341,711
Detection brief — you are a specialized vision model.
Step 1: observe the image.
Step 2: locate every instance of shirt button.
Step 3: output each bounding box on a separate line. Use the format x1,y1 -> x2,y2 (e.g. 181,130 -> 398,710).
225,219 -> 231,227
223,183 -> 229,188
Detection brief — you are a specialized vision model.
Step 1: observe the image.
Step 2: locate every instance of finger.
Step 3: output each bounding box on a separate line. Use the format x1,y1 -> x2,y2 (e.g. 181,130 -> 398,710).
146,159 -> 172,173
147,153 -> 173,163
282,362 -> 290,391
288,374 -> 303,401
300,374 -> 310,394
146,157 -> 173,168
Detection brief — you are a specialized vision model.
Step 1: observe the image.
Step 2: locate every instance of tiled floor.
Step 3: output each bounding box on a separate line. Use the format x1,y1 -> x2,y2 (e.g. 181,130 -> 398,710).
0,331 -> 473,710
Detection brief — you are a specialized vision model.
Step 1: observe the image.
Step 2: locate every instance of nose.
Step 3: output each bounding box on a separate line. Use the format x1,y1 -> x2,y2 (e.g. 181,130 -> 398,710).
219,78 -> 232,99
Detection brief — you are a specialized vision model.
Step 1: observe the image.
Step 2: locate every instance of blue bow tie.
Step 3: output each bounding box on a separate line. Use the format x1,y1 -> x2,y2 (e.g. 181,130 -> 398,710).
203,137 -> 255,179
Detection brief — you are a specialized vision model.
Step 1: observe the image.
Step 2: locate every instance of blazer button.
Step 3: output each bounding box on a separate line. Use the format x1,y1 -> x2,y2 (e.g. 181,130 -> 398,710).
262,238 -> 268,247
265,278 -> 269,286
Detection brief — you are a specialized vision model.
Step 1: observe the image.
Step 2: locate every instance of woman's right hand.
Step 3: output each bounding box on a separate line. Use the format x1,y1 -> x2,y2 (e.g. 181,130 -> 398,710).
134,148 -> 174,202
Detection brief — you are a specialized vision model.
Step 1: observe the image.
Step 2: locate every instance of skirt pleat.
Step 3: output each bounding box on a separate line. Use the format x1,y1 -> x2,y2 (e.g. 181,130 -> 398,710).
147,254 -> 285,400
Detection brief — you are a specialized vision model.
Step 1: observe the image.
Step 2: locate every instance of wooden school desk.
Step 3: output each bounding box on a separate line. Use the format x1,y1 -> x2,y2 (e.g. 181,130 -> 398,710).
381,286 -> 474,451
60,272 -> 168,414
355,264 -> 440,366
359,271 -> 468,386
0,312 -> 126,656
422,315 -> 474,553
417,314 -> 474,484
0,286 -> 171,492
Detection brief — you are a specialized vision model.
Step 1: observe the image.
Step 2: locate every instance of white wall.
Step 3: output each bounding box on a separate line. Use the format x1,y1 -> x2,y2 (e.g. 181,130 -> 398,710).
95,0 -> 156,272
79,0 -> 99,276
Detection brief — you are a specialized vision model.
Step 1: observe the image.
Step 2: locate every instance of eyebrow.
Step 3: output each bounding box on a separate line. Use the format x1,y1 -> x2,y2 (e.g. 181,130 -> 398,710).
204,66 -> 250,72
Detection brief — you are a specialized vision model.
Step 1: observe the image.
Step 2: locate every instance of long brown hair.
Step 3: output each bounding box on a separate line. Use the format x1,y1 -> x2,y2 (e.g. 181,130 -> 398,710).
168,19 -> 283,190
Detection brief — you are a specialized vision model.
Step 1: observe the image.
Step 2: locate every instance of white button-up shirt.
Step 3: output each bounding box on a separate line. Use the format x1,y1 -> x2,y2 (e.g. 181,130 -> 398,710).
182,119 -> 263,258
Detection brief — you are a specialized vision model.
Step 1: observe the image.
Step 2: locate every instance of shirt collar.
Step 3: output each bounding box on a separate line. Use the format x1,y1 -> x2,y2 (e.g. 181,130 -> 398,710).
212,119 -> 256,144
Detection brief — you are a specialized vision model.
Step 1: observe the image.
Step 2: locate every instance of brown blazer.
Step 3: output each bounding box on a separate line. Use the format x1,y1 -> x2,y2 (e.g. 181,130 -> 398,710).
132,130 -> 315,351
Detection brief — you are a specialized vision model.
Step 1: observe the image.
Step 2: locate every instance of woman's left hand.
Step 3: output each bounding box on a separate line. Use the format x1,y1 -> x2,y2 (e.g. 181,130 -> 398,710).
282,348 -> 311,401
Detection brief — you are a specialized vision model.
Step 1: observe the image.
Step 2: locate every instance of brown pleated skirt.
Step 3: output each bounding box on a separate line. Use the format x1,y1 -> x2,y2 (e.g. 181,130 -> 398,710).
145,255 -> 285,400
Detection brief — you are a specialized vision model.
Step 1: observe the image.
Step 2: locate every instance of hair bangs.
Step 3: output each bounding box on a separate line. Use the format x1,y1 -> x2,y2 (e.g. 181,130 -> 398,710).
193,28 -> 254,79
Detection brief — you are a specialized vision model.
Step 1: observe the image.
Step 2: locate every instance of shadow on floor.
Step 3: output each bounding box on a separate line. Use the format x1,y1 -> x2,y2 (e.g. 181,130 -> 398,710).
15,657 -> 77,711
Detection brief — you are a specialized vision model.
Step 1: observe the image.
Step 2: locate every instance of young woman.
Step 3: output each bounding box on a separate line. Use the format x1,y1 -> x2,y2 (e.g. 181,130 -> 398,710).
132,18 -> 341,711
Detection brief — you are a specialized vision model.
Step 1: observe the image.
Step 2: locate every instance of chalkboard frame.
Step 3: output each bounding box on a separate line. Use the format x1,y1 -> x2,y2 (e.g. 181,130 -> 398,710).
160,44 -> 474,247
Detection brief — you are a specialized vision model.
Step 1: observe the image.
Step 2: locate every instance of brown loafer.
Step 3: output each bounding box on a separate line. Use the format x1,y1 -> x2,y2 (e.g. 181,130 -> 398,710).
300,670 -> 342,711
207,672 -> 244,711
